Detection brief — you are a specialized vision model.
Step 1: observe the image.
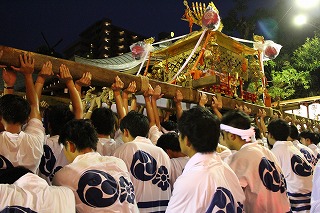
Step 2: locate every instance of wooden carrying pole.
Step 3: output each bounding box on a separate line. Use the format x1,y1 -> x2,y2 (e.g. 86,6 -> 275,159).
0,45 -> 275,116
0,46 -> 202,102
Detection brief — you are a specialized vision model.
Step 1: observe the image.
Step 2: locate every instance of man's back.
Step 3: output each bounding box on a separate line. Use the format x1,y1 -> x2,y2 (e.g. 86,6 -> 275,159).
292,140 -> 318,167
96,137 -> 123,156
170,156 -> 189,188
113,136 -> 171,213
0,173 -> 75,213
0,118 -> 44,173
167,152 -> 245,212
227,142 -> 291,213
53,152 -> 139,213
272,141 -> 313,212
38,135 -> 68,184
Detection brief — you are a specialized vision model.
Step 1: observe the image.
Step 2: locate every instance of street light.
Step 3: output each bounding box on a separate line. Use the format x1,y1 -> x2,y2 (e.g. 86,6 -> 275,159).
293,14 -> 307,26
293,14 -> 320,30
278,0 -> 319,24
296,0 -> 319,9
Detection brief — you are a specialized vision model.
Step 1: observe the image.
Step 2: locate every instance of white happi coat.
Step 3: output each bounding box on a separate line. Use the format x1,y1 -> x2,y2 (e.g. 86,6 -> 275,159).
113,136 -> 171,213
311,162 -> 320,213
170,156 -> 189,188
96,137 -> 123,156
292,140 -> 318,167
38,135 -> 69,185
166,152 -> 245,213
53,152 -> 139,213
272,141 -> 313,212
0,173 -> 75,213
0,118 -> 45,173
308,144 -> 320,160
227,142 -> 291,213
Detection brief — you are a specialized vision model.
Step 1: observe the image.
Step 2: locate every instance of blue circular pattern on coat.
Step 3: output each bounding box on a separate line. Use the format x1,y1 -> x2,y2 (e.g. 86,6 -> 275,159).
152,165 -> 170,191
39,145 -> 56,176
77,170 -> 119,208
0,155 -> 13,169
0,206 -> 37,213
300,148 -> 317,166
206,187 -> 243,213
130,150 -> 157,181
258,157 -> 287,193
119,176 -> 135,204
291,154 -> 313,177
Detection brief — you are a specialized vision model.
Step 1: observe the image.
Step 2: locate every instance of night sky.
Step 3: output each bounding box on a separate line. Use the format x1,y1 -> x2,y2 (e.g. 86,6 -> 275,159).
0,0 -> 283,54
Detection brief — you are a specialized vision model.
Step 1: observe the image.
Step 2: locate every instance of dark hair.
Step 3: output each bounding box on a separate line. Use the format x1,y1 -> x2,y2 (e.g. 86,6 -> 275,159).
178,106 -> 220,153
289,124 -> 299,140
160,120 -> 178,133
0,94 -> 30,124
91,108 -> 115,135
157,132 -> 180,152
253,125 -> 262,140
221,110 -> 251,130
299,130 -> 318,145
120,111 -> 149,138
267,119 -> 290,141
59,119 -> 98,151
0,166 -> 33,184
43,105 -> 74,136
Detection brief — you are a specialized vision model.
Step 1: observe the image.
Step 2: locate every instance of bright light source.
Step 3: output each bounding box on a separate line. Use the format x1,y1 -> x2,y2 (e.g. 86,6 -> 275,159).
293,14 -> 307,26
296,0 -> 319,9
170,31 -> 175,38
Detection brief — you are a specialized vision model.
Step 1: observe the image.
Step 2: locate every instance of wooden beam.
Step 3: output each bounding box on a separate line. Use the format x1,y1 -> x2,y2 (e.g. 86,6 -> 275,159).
192,75 -> 220,88
0,46 -> 200,103
0,45 -> 276,116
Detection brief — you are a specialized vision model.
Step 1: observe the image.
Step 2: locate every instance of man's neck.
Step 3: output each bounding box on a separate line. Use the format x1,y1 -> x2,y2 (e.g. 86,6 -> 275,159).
97,134 -> 111,139
80,147 -> 95,155
5,124 -> 22,134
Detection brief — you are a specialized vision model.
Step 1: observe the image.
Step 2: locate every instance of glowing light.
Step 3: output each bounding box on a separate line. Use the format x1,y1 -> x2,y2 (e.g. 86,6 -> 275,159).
296,0 -> 319,9
293,14 -> 307,26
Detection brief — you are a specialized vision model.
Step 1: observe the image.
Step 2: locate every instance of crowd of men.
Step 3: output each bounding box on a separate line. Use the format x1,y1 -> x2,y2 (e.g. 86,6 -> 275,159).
0,51 -> 320,212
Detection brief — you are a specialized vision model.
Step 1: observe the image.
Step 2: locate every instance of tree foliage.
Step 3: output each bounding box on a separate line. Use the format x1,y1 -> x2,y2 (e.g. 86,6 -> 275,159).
292,35 -> 320,72
267,60 -> 310,100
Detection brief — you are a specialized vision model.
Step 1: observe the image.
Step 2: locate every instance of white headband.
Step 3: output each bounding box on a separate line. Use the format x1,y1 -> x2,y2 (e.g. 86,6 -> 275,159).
220,124 -> 255,142
161,127 -> 176,134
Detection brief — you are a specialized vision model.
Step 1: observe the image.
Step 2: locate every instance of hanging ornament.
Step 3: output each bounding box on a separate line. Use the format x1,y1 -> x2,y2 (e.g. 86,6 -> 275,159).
202,6 -> 220,31
130,41 -> 146,60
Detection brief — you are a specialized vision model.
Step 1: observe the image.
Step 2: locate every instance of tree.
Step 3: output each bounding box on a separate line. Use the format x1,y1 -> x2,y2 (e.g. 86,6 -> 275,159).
267,60 -> 310,100
291,34 -> 320,97
292,35 -> 320,71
